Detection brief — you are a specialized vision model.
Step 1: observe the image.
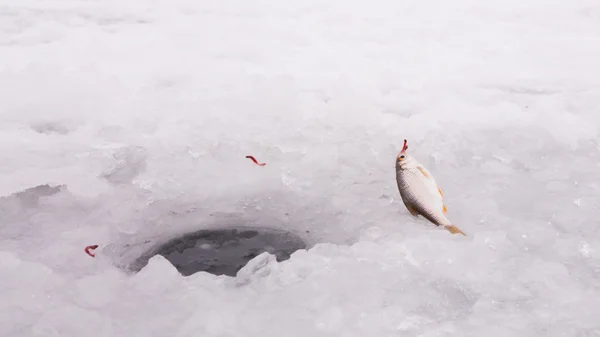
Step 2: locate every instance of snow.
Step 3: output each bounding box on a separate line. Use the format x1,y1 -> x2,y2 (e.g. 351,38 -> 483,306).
1,0 -> 600,335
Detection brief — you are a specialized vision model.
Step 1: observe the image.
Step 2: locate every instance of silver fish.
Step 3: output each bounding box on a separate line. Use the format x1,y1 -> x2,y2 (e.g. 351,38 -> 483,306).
395,139 -> 466,235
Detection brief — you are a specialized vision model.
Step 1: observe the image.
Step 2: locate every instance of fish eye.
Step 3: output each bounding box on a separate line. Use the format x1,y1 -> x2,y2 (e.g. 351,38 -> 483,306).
399,155 -> 405,159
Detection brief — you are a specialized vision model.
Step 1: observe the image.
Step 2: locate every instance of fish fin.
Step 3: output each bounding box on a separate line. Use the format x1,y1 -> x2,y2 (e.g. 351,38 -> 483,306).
445,225 -> 466,236
403,201 -> 419,217
437,186 -> 444,198
417,166 -> 431,179
442,204 -> 448,214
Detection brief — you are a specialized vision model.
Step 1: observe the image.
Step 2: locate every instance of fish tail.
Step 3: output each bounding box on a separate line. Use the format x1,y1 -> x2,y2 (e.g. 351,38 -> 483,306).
445,225 -> 467,236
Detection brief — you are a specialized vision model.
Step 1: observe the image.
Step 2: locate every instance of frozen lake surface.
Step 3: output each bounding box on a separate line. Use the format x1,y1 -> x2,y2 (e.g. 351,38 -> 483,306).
1,0 -> 600,336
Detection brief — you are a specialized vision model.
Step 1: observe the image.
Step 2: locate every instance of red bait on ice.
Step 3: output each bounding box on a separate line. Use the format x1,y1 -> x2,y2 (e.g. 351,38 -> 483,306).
85,245 -> 98,257
245,155 -> 266,166
395,139 -> 466,235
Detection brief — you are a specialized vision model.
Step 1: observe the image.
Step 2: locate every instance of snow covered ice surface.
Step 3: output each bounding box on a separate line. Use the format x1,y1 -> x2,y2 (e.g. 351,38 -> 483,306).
1,0 -> 600,335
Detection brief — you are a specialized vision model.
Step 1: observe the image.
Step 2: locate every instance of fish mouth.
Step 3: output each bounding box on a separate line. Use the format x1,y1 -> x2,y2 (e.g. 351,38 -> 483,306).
396,139 -> 408,162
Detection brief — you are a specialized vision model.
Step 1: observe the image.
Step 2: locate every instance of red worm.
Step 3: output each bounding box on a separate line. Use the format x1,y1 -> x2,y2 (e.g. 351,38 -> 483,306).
245,155 -> 266,166
85,245 -> 99,257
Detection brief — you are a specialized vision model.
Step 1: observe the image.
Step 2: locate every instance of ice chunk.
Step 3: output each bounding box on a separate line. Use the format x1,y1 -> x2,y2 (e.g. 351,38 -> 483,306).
234,252 -> 278,286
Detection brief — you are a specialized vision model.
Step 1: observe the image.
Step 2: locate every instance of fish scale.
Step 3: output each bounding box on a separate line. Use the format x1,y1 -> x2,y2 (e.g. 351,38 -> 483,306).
396,168 -> 451,227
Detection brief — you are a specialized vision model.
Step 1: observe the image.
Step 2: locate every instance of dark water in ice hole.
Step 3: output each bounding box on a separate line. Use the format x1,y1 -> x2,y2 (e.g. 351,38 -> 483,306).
131,227 -> 308,277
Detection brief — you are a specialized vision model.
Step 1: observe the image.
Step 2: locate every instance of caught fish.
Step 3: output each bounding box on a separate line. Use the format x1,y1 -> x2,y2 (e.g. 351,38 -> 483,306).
395,139 -> 466,235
